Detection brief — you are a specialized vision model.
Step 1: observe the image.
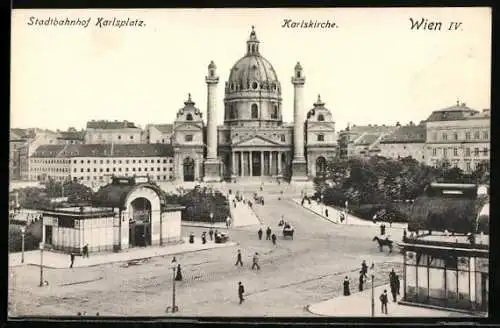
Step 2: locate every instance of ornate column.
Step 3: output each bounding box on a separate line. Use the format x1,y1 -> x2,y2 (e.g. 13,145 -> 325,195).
260,151 -> 264,176
240,152 -> 244,176
203,61 -> 222,182
291,62 -> 308,181
249,151 -> 253,177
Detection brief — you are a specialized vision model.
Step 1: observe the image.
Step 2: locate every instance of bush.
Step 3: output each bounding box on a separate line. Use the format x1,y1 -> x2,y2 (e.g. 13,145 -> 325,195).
178,187 -> 230,223
9,225 -> 41,253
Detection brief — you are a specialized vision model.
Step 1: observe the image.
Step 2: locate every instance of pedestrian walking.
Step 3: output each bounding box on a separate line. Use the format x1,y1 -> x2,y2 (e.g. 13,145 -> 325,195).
359,271 -> 364,291
361,260 -> 368,278
83,244 -> 89,258
372,213 -> 377,224
388,214 -> 393,228
403,229 -> 407,241
171,256 -> 177,263
70,253 -> 75,268
380,223 -> 386,236
395,274 -> 401,296
380,290 -> 389,314
209,228 -> 214,241
201,232 -> 207,244
175,264 -> 183,281
271,233 -> 277,245
266,226 -> 272,240
238,282 -> 245,304
251,252 -> 260,270
325,208 -> 329,218
235,249 -> 243,266
226,217 -> 231,228
258,228 -> 263,240
343,276 -> 351,296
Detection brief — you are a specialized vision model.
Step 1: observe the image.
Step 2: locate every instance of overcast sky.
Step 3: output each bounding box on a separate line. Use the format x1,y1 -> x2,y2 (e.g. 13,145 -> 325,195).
11,7 -> 491,132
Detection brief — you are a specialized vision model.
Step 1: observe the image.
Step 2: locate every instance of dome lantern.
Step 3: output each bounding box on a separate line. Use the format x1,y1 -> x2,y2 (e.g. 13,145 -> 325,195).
246,26 -> 260,55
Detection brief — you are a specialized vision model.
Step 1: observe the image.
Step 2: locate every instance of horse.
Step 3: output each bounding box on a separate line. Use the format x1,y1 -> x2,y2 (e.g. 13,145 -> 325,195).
372,236 -> 393,253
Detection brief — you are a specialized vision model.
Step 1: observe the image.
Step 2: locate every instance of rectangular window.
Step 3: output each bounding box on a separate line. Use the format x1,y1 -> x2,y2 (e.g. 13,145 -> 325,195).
465,148 -> 471,156
453,132 -> 458,140
483,148 -> 489,156
474,131 -> 480,139
442,133 -> 447,141
132,160 -> 136,164
169,159 -> 173,164
465,132 -> 471,140
157,159 -> 161,163
317,134 -> 324,142
163,159 -> 167,163
432,148 -> 437,156
474,148 -> 479,156
443,148 -> 448,157
466,162 -> 471,172
132,168 -> 136,172
453,148 -> 458,156
482,131 -> 488,140
185,134 -> 193,142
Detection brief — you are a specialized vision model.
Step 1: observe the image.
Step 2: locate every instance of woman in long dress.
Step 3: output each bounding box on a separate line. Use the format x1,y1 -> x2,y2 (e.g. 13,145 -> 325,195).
175,264 -> 183,281
343,276 -> 351,296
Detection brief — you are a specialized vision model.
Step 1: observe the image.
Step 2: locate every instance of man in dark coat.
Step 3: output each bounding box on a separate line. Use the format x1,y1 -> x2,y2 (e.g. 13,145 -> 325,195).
70,253 -> 75,268
380,224 -> 386,236
380,290 -> 389,314
251,252 -> 260,270
201,232 -> 207,244
238,282 -> 245,304
235,249 -> 243,266
271,233 -> 277,245
258,228 -> 263,240
390,277 -> 397,302
325,208 -> 329,217
209,228 -> 214,241
395,274 -> 401,296
266,227 -> 272,240
175,264 -> 183,281
82,244 -> 89,258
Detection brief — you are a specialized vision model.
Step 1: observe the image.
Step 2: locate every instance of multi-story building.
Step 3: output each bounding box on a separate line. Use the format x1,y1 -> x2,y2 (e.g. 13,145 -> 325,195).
56,128 -> 85,145
9,128 -> 60,180
338,124 -> 399,159
144,124 -> 174,144
84,120 -> 143,144
377,122 -> 426,162
29,144 -> 175,186
424,102 -> 490,173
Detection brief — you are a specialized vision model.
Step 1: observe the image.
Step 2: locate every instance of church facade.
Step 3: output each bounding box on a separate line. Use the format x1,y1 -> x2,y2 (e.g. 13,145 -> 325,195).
172,27 -> 337,182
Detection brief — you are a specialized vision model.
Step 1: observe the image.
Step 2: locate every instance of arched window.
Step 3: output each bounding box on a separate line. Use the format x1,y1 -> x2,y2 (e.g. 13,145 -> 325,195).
251,104 -> 259,119
297,71 -> 301,78
317,134 -> 325,142
231,107 -> 237,119
186,113 -> 193,121
317,114 -> 324,122
251,45 -> 255,53
271,105 -> 278,119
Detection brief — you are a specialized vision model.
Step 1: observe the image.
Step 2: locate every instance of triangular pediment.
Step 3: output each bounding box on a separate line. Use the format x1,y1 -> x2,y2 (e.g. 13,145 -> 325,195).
234,135 -> 281,147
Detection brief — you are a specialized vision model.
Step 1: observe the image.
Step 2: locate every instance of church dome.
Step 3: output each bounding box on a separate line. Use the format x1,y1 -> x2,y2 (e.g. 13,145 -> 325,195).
226,26 -> 281,94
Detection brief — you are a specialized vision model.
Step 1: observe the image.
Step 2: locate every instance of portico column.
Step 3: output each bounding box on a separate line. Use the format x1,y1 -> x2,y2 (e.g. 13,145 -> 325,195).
260,151 -> 264,176
239,152 -> 244,176
269,151 -> 273,176
249,151 -> 253,177
232,151 -> 236,176
278,152 -> 282,176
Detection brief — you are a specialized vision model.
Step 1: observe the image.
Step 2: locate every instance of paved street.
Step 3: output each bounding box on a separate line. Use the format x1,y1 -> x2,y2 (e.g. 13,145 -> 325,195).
10,188 -> 404,317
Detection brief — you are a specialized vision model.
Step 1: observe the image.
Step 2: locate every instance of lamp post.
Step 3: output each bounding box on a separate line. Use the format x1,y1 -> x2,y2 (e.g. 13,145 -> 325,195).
166,259 -> 179,313
371,273 -> 375,317
345,200 -> 349,224
39,242 -> 44,287
209,212 -> 214,228
20,226 -> 26,263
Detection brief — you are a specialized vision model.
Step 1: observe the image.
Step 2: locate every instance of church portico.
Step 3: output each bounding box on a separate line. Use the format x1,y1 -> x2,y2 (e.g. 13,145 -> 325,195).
230,149 -> 291,177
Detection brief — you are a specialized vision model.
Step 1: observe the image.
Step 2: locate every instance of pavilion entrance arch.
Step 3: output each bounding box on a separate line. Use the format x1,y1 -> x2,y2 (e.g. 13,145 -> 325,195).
124,186 -> 161,248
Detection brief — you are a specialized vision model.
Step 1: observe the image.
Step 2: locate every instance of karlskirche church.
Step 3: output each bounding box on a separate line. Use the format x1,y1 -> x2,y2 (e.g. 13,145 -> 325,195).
172,27 -> 337,182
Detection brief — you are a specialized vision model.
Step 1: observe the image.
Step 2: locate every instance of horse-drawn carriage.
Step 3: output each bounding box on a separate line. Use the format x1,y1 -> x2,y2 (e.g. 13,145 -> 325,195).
372,235 -> 401,253
283,224 -> 294,239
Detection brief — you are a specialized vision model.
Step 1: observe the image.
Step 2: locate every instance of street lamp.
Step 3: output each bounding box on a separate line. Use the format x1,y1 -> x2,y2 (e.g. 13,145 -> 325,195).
166,259 -> 179,313
209,212 -> 214,228
370,263 -> 375,317
344,200 -> 349,224
39,242 -> 44,287
20,226 -> 26,264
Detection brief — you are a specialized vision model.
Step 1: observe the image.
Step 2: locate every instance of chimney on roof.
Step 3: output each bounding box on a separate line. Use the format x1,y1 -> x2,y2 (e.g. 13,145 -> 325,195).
396,121 -> 401,127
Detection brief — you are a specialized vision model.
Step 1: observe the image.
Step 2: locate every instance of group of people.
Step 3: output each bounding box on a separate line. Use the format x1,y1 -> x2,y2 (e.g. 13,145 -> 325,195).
192,227 -> 227,244
235,249 -> 261,270
69,243 -> 90,268
257,226 -> 277,245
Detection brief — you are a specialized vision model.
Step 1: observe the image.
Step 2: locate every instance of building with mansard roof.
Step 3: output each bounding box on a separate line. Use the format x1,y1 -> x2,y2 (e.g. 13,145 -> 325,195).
377,122 -> 427,162
84,120 -> 143,144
